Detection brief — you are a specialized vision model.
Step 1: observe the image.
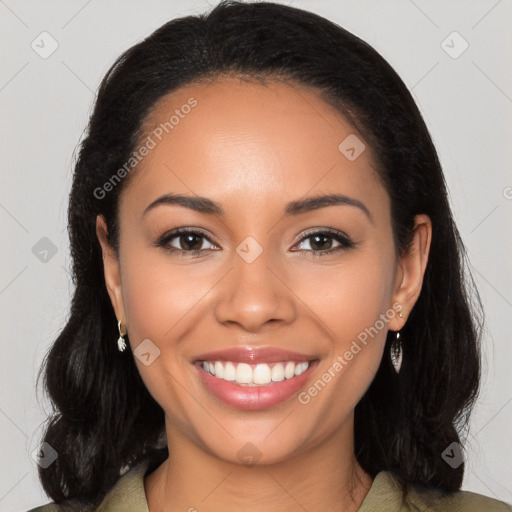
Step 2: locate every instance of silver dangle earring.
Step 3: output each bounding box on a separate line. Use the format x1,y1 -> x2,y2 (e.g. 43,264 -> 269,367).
117,320 -> 127,352
390,309 -> 404,373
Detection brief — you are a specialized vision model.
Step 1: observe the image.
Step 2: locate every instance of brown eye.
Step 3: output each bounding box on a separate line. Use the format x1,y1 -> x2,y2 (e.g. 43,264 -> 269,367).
292,229 -> 356,257
173,233 -> 207,251
155,228 -> 216,256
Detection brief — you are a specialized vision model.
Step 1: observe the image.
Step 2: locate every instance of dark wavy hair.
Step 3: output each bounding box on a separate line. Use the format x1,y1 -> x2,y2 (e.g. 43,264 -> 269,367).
35,0 -> 483,508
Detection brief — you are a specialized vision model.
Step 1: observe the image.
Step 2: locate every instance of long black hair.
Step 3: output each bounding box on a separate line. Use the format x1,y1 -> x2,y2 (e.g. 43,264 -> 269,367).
36,1 -> 482,508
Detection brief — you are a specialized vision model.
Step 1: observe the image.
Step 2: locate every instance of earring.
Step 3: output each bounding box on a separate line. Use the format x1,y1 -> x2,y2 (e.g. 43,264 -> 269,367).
390,308 -> 404,373
117,320 -> 127,352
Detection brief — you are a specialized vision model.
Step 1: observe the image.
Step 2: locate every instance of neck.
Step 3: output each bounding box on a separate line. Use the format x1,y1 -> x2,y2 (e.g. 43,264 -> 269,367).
145,417 -> 373,512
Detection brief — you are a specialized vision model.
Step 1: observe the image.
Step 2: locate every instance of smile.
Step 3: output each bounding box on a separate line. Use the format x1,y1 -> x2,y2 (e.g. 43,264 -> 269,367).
198,360 -> 311,386
194,359 -> 319,410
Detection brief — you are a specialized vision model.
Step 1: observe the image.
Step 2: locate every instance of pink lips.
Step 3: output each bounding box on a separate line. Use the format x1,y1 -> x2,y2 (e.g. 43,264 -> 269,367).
193,346 -> 319,410
193,346 -> 314,364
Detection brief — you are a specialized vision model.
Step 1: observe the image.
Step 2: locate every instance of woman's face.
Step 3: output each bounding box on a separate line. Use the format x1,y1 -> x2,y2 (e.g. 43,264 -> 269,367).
97,77 -> 429,465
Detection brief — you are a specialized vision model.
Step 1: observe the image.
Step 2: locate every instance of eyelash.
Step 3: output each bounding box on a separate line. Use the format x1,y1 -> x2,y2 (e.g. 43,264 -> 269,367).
154,227 -> 356,258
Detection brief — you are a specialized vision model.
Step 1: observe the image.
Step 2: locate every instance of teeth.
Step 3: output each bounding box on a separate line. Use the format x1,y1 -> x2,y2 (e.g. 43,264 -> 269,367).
236,363 -> 253,384
284,361 -> 295,379
254,363 -> 271,385
271,363 -> 285,382
214,361 -> 224,379
200,360 -> 311,386
224,361 -> 236,381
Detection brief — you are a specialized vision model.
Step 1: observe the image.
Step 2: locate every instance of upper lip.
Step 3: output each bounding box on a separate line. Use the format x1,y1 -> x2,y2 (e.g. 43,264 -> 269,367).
193,346 -> 316,364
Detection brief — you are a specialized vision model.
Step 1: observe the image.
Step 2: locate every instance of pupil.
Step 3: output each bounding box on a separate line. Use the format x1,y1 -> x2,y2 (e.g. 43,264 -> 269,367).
311,235 -> 331,251
181,234 -> 201,250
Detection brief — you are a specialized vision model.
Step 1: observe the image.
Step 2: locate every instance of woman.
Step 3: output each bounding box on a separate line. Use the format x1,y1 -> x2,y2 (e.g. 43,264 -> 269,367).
28,1 -> 511,511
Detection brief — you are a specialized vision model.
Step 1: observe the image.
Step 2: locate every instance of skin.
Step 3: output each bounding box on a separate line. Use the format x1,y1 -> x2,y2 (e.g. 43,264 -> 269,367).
96,76 -> 432,512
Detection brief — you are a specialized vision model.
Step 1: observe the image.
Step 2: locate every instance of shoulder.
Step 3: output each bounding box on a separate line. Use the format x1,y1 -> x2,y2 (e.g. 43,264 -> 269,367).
360,471 -> 512,512
405,476 -> 512,512
25,458 -> 152,512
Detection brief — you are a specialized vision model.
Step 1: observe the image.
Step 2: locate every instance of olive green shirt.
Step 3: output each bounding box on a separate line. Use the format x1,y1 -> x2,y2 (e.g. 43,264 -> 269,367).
27,458 -> 512,512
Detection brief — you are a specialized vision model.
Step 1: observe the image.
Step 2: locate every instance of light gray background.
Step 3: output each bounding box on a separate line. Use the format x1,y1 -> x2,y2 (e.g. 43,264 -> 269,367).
1,0 -> 511,510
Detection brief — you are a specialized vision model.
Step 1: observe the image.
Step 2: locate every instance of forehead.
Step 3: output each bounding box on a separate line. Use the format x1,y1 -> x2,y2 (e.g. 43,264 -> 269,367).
121,76 -> 388,221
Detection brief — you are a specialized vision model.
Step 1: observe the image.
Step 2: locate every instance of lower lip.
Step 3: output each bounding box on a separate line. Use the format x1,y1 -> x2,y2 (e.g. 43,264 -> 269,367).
195,360 -> 319,410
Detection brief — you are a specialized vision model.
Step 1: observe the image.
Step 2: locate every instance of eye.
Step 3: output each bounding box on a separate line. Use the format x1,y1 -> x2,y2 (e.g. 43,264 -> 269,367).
155,228 -> 217,257
292,228 -> 356,257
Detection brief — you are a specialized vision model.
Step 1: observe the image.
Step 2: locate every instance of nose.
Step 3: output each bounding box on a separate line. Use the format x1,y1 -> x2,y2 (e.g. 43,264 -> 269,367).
213,245 -> 296,333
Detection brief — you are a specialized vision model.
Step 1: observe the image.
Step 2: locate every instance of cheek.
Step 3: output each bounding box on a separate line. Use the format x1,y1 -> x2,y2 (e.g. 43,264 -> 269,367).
120,244 -> 215,346
309,248 -> 395,388
303,249 -> 395,345
295,255 -> 394,434
118,249 -> 213,414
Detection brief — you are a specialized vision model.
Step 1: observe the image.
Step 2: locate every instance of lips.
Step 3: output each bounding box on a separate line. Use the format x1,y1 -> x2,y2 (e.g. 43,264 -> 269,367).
193,346 -> 315,364
192,346 -> 319,410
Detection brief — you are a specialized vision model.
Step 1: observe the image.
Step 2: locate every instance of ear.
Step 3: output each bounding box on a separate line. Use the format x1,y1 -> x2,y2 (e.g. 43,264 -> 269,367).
96,214 -> 126,327
388,214 -> 432,331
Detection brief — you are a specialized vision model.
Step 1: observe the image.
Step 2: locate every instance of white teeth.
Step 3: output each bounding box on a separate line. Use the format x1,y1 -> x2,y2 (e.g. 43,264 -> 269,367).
236,363 -> 253,384
294,362 -> 309,376
284,361 -> 295,379
223,361 -> 236,381
271,363 -> 285,382
214,361 -> 224,379
200,360 -> 311,386
253,364 -> 272,385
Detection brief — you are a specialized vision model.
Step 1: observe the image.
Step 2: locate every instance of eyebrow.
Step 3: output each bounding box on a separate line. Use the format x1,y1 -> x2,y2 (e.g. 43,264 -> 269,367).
143,193 -> 373,223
